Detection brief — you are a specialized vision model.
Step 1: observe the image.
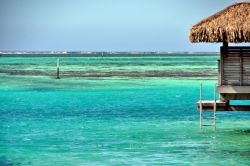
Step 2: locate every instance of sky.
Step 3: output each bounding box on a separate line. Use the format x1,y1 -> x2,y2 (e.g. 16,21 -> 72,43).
0,0 -> 240,52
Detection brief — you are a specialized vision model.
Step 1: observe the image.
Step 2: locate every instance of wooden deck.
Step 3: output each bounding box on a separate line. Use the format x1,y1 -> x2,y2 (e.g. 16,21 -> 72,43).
197,100 -> 250,111
197,100 -> 227,111
218,86 -> 250,100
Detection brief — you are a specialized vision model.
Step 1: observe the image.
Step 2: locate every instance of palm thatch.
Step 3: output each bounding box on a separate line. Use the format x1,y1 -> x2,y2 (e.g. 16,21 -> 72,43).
190,2 -> 250,43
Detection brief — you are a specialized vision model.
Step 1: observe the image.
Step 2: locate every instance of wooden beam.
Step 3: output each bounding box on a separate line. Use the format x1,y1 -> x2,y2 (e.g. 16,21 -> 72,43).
220,94 -> 250,100
220,47 -> 225,85
218,86 -> 250,93
218,59 -> 221,86
56,58 -> 60,79
240,48 -> 243,86
228,105 -> 250,111
223,42 -> 228,48
197,101 -> 250,111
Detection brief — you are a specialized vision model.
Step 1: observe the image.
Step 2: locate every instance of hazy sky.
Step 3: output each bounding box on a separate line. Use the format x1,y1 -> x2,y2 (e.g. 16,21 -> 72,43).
0,0 -> 239,52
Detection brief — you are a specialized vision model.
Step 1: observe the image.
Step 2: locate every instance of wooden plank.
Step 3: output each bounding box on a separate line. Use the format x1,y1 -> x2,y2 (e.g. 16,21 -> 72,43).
226,57 -> 243,59
227,50 -> 250,52
224,64 -> 240,66
220,47 -> 224,86
240,51 -> 243,86
223,75 -> 240,78
198,105 -> 250,111
224,71 -> 241,73
229,106 -> 250,111
218,86 -> 250,93
197,100 -> 227,106
222,79 -> 240,82
225,46 -> 250,49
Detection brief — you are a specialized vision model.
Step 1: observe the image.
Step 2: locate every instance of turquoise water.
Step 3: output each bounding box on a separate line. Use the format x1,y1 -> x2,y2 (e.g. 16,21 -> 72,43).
0,55 -> 250,166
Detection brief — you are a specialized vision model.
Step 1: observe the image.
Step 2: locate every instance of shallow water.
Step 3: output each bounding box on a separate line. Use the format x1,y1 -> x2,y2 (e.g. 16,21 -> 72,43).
0,55 -> 250,166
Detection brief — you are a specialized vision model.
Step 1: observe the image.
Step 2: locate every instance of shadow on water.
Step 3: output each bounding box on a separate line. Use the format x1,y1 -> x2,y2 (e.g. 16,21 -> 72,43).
238,129 -> 250,134
225,129 -> 250,136
222,149 -> 250,157
0,157 -> 21,166
200,128 -> 250,161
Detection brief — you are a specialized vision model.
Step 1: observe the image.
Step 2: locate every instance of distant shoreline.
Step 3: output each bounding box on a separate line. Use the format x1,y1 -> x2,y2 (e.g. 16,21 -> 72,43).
0,52 -> 219,57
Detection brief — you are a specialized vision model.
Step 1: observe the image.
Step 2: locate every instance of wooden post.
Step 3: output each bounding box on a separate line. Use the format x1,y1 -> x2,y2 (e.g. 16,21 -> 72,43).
214,84 -> 217,130
220,47 -> 224,86
240,48 -> 243,86
56,58 -> 60,79
223,41 -> 228,48
200,83 -> 202,129
218,59 -> 221,86
220,42 -> 228,86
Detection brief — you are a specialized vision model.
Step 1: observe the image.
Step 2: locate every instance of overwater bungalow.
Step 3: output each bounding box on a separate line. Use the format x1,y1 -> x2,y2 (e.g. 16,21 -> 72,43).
189,2 -> 250,128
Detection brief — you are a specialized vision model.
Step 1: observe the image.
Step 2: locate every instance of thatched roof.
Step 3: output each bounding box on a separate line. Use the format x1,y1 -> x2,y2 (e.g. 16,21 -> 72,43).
190,2 -> 250,43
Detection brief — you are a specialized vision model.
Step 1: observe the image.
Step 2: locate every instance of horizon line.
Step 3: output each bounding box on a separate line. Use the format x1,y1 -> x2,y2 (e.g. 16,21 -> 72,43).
0,51 -> 219,54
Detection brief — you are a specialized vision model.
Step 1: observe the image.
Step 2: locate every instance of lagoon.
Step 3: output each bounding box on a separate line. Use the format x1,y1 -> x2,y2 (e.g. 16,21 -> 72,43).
0,55 -> 249,165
